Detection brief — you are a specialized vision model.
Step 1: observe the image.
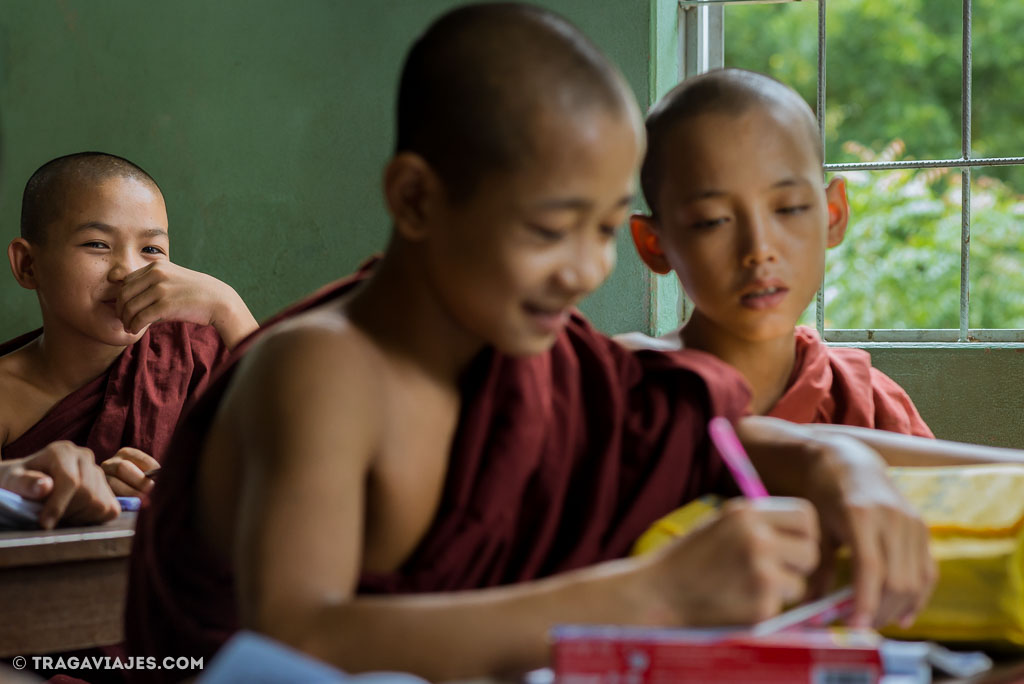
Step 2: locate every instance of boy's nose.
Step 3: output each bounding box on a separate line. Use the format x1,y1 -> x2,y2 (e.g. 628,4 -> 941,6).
107,252 -> 142,282
557,241 -> 614,295
739,215 -> 778,267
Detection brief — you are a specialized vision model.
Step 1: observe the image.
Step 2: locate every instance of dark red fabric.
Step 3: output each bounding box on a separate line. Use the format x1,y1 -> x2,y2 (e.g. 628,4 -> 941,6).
1,322 -> 229,464
768,326 -> 933,438
125,271 -> 750,682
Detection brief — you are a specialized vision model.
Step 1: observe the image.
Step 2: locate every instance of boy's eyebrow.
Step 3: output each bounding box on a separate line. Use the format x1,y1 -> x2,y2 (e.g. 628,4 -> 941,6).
681,178 -> 813,203
530,193 -> 635,212
770,177 -> 813,190
73,222 -> 169,239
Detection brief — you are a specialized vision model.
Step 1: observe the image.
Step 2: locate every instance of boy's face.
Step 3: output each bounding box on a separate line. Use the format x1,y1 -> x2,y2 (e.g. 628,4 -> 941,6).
651,106 -> 841,342
425,106 -> 642,356
28,176 -> 170,346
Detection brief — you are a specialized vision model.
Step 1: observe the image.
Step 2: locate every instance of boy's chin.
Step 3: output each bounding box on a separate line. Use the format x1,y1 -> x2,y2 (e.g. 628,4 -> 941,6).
497,332 -> 562,358
100,324 -> 148,346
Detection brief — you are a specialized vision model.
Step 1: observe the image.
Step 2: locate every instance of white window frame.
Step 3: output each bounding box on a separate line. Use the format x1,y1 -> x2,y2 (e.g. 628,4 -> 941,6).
671,0 -> 1024,344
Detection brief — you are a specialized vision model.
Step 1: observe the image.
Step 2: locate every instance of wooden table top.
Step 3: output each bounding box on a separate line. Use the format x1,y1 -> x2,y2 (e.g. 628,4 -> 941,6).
0,512 -> 135,567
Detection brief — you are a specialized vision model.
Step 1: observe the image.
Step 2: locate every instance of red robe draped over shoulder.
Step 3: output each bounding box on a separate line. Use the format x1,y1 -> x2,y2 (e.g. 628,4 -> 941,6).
768,326 -> 933,438
0,322 -> 228,463
125,271 -> 751,681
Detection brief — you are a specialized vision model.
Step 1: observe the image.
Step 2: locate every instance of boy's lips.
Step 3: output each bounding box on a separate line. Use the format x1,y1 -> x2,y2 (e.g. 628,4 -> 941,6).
739,280 -> 789,310
523,302 -> 571,334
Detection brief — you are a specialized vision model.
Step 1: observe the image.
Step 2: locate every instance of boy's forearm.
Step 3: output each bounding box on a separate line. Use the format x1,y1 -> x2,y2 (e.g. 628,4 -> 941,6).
805,423 -> 1024,467
212,287 -> 258,349
733,416 -> 837,497
263,556 -> 663,682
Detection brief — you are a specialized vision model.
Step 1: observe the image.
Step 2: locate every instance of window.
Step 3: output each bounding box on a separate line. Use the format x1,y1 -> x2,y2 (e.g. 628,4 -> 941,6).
664,0 -> 1024,343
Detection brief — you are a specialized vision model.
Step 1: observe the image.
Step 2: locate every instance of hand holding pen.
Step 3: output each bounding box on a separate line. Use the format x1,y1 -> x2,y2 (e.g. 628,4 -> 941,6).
707,416 -> 852,629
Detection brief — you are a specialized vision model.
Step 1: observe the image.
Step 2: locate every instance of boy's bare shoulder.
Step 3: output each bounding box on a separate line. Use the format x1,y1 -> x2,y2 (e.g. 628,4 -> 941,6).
222,301 -> 387,442
0,346 -> 44,445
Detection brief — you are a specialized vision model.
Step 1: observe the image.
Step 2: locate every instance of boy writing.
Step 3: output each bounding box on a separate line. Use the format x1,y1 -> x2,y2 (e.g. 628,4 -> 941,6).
126,7 -> 932,682
624,69 -> 932,437
1,152 -> 258,500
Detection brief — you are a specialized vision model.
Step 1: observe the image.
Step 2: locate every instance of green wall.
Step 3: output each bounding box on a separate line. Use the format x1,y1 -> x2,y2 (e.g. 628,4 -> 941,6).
0,0 -> 656,339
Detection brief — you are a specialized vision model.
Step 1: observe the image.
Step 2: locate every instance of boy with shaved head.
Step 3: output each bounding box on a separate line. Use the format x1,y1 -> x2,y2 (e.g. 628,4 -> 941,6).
127,7 -> 933,682
1,152 -> 258,499
624,69 -> 932,436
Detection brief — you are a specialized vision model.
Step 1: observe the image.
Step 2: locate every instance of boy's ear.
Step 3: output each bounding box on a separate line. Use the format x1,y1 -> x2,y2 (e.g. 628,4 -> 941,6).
825,176 -> 850,248
383,152 -> 445,242
629,214 -> 672,275
8,238 -> 39,290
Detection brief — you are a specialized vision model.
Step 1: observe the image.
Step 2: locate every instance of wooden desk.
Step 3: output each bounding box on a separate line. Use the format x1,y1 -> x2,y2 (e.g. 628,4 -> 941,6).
0,513 -> 135,657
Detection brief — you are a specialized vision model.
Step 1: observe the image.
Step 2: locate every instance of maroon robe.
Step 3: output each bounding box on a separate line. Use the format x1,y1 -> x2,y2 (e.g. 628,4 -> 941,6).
768,326 -> 933,438
125,272 -> 751,681
0,322 -> 229,464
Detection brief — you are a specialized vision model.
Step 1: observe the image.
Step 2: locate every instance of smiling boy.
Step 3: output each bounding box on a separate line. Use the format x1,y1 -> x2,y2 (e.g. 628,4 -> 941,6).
0,152 -> 258,497
624,69 -> 932,436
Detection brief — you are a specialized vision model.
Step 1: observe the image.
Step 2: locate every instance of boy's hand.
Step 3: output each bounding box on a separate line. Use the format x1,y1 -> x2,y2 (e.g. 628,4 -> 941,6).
804,435 -> 936,629
0,441 -> 120,529
117,261 -> 257,348
101,447 -> 160,497
646,497 -> 820,626
735,416 -> 936,630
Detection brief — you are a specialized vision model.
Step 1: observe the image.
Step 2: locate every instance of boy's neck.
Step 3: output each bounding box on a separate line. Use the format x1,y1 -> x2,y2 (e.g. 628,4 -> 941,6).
345,247 -> 487,386
24,326 -> 128,398
681,313 -> 797,415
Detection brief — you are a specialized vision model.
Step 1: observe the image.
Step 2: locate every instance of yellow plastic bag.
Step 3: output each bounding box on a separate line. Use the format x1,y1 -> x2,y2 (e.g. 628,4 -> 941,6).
632,464 -> 1024,647
882,464 -> 1024,646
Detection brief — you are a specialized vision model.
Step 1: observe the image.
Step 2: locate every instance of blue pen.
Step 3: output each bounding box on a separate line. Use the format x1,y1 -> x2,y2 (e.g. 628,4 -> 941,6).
117,496 -> 142,512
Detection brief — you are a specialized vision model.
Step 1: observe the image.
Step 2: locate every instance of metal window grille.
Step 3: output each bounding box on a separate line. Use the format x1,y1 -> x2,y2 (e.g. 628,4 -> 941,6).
677,0 -> 1024,343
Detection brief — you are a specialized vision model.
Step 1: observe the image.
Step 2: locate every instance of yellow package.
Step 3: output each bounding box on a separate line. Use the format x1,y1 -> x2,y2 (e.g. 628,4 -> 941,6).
882,464 -> 1024,647
632,464 -> 1024,647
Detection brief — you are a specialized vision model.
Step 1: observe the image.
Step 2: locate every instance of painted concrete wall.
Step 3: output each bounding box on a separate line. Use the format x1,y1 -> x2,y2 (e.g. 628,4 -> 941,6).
866,346 -> 1024,448
0,0 -> 655,339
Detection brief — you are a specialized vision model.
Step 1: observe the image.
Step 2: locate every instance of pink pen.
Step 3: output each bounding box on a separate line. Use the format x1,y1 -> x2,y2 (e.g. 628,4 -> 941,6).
708,416 -> 769,498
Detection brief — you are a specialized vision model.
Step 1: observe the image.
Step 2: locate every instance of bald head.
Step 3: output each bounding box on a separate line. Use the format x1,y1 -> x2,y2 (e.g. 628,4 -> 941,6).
21,152 -> 160,244
396,2 -> 638,202
640,69 -> 821,214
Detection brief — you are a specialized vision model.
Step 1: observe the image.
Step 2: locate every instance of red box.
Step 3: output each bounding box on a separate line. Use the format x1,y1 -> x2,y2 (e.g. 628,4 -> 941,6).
551,625 -> 883,683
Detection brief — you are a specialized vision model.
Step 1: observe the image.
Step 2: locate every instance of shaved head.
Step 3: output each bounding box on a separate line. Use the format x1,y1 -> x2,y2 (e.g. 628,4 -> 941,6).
641,69 -> 821,214
396,2 -> 638,202
21,152 -> 160,244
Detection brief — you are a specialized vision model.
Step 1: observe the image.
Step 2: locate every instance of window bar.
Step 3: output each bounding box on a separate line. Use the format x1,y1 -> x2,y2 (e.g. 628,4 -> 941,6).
816,0 -> 827,337
960,0 -> 973,342
825,156 -> 1024,173
681,3 -> 724,78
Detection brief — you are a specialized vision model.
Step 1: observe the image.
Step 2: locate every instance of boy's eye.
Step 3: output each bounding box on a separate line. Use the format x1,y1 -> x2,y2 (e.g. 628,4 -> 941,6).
142,246 -> 166,255
527,224 -> 567,242
81,241 -> 109,249
777,205 -> 811,216
599,223 -> 620,239
691,217 -> 728,230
